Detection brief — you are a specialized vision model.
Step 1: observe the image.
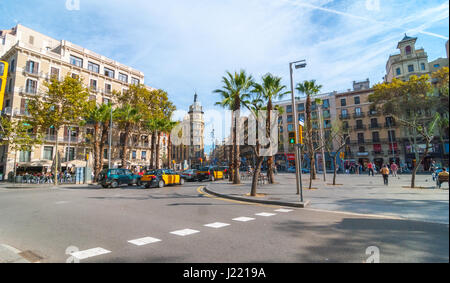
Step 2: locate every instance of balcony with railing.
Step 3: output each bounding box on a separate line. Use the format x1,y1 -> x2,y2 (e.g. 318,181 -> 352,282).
384,122 -> 398,128
339,114 -> 351,120
353,112 -> 365,118
354,125 -> 367,131
369,123 -> 382,130
368,111 -> 381,117
371,151 -> 384,155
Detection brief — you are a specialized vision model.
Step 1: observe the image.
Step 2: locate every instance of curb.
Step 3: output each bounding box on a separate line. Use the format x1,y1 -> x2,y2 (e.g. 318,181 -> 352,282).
204,183 -> 310,208
0,244 -> 31,263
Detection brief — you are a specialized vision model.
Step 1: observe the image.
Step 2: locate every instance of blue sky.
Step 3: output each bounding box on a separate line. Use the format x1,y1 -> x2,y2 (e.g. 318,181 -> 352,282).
1,0 -> 449,147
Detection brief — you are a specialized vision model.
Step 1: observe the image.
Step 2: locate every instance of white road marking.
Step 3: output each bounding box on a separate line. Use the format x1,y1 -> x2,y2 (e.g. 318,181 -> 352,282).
128,237 -> 162,246
232,217 -> 255,222
55,201 -> 69,205
255,212 -> 277,217
70,247 -> 111,260
170,229 -> 200,236
204,222 -> 230,229
275,209 -> 293,213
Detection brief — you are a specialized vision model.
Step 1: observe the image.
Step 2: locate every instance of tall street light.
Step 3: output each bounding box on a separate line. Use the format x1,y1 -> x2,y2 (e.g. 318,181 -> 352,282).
289,60 -> 306,203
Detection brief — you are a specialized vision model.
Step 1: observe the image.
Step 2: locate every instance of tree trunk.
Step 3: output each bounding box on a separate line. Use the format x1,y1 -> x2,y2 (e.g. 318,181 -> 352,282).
168,134 -> 172,169
251,156 -> 264,197
93,123 -> 101,181
233,108 -> 241,184
411,140 -> 430,188
121,123 -> 131,169
150,131 -> 156,169
155,132 -> 161,169
333,154 -> 337,186
267,99 -> 275,184
54,128 -> 59,186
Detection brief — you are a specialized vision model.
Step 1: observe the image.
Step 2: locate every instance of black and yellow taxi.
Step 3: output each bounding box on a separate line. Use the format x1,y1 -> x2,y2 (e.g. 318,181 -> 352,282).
196,166 -> 224,182
141,169 -> 185,188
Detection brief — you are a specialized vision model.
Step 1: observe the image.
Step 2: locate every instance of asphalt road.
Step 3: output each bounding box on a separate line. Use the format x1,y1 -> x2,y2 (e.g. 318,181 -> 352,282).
0,181 -> 448,263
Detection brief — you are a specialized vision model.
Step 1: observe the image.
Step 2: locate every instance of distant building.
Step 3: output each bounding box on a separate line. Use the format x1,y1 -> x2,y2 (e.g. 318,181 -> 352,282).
385,34 -> 430,82
172,94 -> 205,169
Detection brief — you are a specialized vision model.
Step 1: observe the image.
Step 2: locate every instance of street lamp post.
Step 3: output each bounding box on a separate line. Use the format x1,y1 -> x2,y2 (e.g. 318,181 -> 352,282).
289,60 -> 307,203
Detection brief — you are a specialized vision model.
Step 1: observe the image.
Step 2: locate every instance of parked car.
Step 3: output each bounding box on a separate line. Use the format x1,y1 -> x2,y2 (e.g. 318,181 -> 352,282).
180,169 -> 198,181
217,166 -> 229,178
98,168 -> 141,188
196,166 -> 224,182
140,169 -> 185,188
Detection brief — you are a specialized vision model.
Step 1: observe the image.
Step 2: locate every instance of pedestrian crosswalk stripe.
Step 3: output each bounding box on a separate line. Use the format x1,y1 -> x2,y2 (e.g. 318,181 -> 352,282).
170,229 -> 200,236
275,209 -> 293,213
232,217 -> 255,222
70,247 -> 111,260
128,237 -> 162,246
204,222 -> 230,228
255,212 -> 277,217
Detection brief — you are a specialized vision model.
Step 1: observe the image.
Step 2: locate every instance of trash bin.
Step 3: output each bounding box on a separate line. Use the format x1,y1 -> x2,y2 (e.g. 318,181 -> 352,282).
15,176 -> 23,183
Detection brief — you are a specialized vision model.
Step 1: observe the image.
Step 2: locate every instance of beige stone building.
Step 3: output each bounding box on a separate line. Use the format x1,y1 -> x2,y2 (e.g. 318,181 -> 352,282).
172,94 -> 205,169
0,24 -> 166,176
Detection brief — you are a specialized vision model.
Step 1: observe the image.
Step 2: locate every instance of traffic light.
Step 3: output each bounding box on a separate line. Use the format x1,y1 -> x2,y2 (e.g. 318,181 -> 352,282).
0,61 -> 9,112
288,132 -> 295,144
298,125 -> 303,145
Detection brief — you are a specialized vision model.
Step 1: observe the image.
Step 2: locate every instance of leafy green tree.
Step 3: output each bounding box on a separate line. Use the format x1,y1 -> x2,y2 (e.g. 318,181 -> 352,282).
27,75 -> 90,185
370,75 -> 441,188
1,116 -> 42,180
296,80 -> 323,183
252,73 -> 289,184
214,70 -> 254,184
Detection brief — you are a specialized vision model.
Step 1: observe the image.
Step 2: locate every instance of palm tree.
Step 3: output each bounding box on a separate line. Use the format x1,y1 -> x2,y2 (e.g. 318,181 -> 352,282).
85,102 -> 112,180
114,104 -> 142,168
214,70 -> 254,184
252,73 -> 290,184
296,80 -> 323,183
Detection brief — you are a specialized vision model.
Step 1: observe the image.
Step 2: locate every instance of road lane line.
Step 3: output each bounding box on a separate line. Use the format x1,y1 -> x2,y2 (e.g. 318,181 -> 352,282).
255,212 -> 277,217
170,229 -> 200,236
204,222 -> 230,229
275,209 -> 293,213
70,247 -> 111,260
128,237 -> 162,246
232,217 -> 255,222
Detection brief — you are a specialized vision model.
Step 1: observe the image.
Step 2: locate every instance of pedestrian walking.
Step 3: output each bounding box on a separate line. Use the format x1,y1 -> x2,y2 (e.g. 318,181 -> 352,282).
380,165 -> 390,186
391,162 -> 398,177
367,162 -> 374,176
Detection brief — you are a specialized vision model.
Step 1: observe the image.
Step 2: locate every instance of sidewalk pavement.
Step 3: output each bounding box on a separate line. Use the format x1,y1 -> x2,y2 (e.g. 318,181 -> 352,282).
0,182 -> 95,189
0,244 -> 30,263
205,173 -> 449,224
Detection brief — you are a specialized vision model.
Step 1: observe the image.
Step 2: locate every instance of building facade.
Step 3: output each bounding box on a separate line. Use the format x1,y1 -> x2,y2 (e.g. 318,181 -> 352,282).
172,94 -> 205,169
0,24 -> 167,176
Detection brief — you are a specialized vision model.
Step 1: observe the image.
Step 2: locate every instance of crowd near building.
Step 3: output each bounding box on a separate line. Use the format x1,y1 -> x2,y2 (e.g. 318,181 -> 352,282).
0,24 -> 168,178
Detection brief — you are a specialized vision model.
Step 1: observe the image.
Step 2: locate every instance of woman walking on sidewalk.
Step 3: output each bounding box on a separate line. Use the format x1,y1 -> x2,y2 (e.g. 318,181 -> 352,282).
380,165 -> 390,186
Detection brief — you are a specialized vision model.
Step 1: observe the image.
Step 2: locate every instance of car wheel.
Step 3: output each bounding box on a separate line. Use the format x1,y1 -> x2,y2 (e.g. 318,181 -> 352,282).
111,180 -> 119,188
145,183 -> 150,189
136,180 -> 142,186
158,180 -> 165,188
101,184 -> 108,188
180,178 -> 185,185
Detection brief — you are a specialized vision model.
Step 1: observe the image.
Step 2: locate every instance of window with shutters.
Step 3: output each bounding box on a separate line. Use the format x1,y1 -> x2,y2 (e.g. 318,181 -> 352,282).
25,79 -> 37,94
50,67 -> 59,79
26,60 -> 39,74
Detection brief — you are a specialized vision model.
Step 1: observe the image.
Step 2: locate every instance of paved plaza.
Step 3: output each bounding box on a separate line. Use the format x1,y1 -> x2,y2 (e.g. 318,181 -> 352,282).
206,173 -> 449,224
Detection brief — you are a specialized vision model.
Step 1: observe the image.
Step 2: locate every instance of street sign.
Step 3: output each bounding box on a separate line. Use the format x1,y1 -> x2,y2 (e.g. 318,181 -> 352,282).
339,152 -> 345,159
299,119 -> 304,127
298,125 -> 303,145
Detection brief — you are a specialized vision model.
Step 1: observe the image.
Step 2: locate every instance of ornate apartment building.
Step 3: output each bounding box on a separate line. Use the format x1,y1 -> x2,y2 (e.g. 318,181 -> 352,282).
0,24 -> 167,175
172,94 -> 205,169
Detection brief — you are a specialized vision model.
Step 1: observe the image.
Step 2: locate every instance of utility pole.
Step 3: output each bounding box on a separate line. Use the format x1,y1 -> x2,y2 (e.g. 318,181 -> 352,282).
317,102 -> 326,181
